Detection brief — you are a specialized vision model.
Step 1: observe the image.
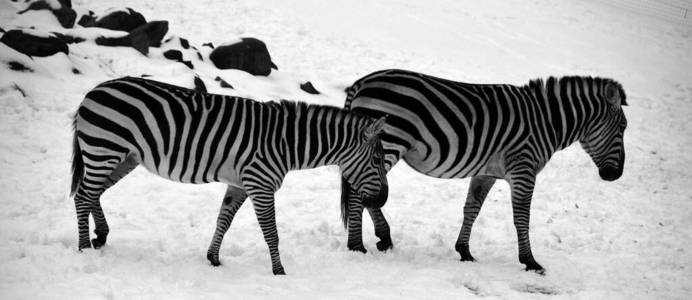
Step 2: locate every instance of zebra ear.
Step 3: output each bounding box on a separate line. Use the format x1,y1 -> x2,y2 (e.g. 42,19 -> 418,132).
605,83 -> 621,106
364,116 -> 387,140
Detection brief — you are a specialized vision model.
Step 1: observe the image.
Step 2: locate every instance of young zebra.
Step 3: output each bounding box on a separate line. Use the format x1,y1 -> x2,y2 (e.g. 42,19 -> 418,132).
340,69 -> 628,273
70,76 -> 388,275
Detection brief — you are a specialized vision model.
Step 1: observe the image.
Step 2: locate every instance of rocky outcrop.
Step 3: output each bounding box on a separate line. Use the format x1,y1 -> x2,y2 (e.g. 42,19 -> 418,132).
209,38 -> 277,76
94,21 -> 168,55
88,8 -> 146,32
1,30 -> 68,57
18,0 -> 77,28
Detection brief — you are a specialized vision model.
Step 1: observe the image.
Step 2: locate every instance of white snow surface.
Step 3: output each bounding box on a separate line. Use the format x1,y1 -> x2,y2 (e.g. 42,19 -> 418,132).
1,0 -> 691,299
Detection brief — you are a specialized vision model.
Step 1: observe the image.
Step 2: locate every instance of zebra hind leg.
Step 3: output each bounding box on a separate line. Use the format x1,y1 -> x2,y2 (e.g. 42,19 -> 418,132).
207,185 -> 248,266
73,152 -> 129,250
455,176 -> 496,262
90,154 -> 140,249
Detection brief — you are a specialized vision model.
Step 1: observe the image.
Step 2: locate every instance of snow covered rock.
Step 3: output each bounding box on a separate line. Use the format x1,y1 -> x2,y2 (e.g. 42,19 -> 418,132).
17,0 -> 76,28
94,21 -> 168,55
131,20 -> 168,47
163,49 -> 183,61
209,37 -> 277,76
80,8 -> 146,32
214,76 -> 233,89
299,81 -> 320,94
0,29 -> 68,57
95,30 -> 149,55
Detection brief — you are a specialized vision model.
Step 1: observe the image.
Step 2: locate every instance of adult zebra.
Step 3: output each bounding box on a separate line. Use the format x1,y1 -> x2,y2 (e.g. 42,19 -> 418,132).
340,69 -> 628,273
70,76 -> 388,275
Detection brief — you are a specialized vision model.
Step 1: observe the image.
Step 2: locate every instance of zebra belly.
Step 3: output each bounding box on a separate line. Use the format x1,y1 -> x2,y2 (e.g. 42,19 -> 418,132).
403,148 -> 507,180
137,152 -> 243,186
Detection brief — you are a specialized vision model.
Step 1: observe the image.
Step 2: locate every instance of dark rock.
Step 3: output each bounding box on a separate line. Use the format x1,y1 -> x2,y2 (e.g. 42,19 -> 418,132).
202,42 -> 214,49
215,76 -> 233,89
72,67 -> 80,74
77,11 -> 96,27
17,0 -> 76,28
93,8 -> 146,32
93,20 -> 166,55
271,61 -> 278,70
141,74 -> 152,77
8,61 -> 32,72
52,5 -> 76,28
95,30 -> 149,55
17,1 -> 51,14
300,81 -> 320,95
181,60 -> 193,69
1,30 -> 68,57
196,51 -> 203,61
163,49 -> 183,61
193,76 -> 206,93
209,37 -> 275,76
58,0 -> 71,8
51,32 -> 85,44
130,21 -> 168,47
179,37 -> 189,49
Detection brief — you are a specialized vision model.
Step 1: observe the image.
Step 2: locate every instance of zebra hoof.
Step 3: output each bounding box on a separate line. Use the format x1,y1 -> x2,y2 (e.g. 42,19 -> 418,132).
348,245 -> 367,254
521,257 -> 545,275
460,255 -> 476,262
207,253 -> 221,267
456,244 -> 475,261
273,267 -> 286,275
376,238 -> 393,252
78,240 -> 92,251
91,238 -> 106,249
524,263 -> 545,275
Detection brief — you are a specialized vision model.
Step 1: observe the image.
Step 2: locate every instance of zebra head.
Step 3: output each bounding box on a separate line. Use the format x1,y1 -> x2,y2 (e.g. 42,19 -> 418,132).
580,80 -> 628,181
341,116 -> 389,208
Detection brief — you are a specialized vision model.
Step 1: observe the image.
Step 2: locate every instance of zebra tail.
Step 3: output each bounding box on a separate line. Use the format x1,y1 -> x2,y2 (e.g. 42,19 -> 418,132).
340,175 -> 351,229
70,119 -> 83,197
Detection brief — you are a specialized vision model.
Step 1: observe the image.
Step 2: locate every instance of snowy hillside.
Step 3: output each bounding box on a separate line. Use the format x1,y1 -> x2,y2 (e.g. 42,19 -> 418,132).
1,0 -> 691,299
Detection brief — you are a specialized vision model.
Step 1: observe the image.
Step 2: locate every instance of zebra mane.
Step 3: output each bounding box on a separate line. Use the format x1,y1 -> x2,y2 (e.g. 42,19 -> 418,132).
273,99 -> 374,126
527,76 -> 627,106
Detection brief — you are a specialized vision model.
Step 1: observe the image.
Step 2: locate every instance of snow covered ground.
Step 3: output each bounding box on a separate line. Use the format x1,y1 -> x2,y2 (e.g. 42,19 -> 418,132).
1,0 -> 691,298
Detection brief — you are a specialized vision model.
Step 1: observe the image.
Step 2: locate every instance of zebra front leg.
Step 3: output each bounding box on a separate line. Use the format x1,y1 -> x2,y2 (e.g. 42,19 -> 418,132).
508,173 -> 544,274
366,207 -> 392,251
455,175 -> 496,261
346,192 -> 367,253
246,187 -> 285,275
207,185 -> 248,266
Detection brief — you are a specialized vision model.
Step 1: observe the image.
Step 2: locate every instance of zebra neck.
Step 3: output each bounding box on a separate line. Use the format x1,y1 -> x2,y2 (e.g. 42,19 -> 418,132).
534,77 -> 598,152
280,101 -> 363,171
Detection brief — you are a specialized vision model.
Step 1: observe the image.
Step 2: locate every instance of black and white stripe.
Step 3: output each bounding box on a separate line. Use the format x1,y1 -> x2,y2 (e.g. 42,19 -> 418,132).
340,69 -> 628,273
70,76 -> 388,275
